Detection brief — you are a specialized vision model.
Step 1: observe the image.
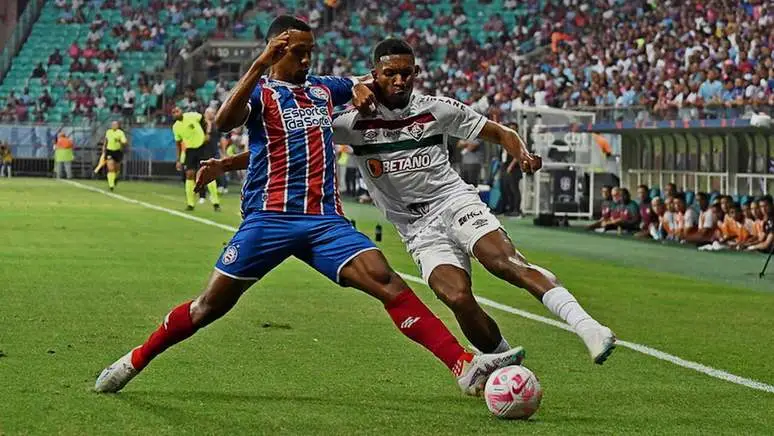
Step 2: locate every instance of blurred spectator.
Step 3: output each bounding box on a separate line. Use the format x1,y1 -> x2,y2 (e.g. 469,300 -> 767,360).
0,143 -> 12,177
744,196 -> 774,252
500,140 -> 523,217
673,194 -> 697,241
635,184 -> 651,229
39,89 -> 53,110
609,187 -> 641,232
458,139 -> 483,186
31,63 -> 46,79
682,192 -> 716,245
53,132 -> 75,179
48,49 -> 64,66
700,202 -> 749,251
338,144 -> 359,197
587,185 -> 614,229
662,195 -> 678,240
644,196 -> 667,240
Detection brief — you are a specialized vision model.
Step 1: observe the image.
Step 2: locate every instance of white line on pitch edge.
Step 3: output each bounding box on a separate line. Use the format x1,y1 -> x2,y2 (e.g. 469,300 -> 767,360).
62,179 -> 774,394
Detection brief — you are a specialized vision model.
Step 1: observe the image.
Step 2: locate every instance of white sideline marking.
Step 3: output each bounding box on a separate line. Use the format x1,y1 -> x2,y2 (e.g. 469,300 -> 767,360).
62,179 -> 774,394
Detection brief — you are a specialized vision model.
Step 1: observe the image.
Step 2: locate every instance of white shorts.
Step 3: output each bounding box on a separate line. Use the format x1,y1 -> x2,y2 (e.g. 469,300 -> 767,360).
406,198 -> 502,283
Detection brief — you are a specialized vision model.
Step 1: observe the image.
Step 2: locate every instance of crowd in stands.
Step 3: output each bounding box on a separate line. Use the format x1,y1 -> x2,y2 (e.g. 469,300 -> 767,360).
587,182 -> 774,253
4,0 -> 774,125
402,0 -> 774,121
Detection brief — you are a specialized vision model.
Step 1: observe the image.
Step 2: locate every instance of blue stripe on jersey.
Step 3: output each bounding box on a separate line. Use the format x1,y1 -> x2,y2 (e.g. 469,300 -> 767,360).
320,124 -> 337,215
242,88 -> 269,216
276,86 -> 308,214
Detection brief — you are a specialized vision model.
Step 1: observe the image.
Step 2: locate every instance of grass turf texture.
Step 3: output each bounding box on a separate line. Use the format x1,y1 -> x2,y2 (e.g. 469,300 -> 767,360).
1,178 -> 773,435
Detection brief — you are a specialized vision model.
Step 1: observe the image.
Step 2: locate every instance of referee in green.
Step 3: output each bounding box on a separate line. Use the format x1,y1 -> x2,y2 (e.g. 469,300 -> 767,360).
172,106 -> 221,211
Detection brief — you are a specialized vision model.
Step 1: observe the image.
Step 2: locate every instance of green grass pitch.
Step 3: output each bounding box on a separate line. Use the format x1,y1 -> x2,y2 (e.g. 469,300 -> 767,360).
1,178 -> 773,435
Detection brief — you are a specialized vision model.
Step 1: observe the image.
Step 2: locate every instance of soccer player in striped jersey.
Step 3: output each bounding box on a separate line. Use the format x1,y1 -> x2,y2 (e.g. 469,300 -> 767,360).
94,16 -> 524,396
330,38 -> 616,364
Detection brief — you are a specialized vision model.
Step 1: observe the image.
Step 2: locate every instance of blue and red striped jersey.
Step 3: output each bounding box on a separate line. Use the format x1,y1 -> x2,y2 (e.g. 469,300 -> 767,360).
241,76 -> 353,216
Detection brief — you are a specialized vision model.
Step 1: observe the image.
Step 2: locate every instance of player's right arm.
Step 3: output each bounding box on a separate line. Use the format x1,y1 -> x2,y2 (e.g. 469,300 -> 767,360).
215,32 -> 289,131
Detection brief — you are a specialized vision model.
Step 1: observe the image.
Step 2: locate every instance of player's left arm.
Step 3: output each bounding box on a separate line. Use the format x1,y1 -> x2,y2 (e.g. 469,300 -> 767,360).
477,121 -> 542,174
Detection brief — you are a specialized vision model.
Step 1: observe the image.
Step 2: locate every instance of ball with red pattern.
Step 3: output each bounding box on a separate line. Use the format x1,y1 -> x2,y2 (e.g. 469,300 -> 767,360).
483,365 -> 543,419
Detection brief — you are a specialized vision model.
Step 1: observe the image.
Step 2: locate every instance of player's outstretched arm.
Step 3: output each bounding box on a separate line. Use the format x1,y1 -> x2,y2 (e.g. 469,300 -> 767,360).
194,151 -> 250,193
215,32 -> 290,132
477,121 -> 542,174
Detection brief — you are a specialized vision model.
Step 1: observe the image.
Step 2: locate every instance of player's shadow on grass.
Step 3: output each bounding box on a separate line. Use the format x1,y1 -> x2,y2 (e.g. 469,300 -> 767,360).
120,389 -> 483,419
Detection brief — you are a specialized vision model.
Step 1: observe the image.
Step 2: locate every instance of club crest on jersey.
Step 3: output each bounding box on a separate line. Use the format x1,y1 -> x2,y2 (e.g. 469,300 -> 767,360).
408,122 -> 425,140
222,245 -> 239,265
309,86 -> 329,101
363,129 -> 378,142
365,154 -> 431,178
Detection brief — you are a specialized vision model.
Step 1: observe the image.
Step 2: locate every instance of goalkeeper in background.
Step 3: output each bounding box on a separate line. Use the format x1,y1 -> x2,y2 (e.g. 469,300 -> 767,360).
172,107 -> 221,211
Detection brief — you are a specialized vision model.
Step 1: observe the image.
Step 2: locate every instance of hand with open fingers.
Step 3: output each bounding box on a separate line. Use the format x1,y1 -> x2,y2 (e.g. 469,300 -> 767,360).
352,83 -> 377,115
256,31 -> 290,67
520,153 -> 542,174
195,158 -> 225,193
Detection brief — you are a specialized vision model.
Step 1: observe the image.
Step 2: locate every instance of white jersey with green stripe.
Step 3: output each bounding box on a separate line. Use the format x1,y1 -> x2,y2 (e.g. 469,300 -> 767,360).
332,94 -> 487,240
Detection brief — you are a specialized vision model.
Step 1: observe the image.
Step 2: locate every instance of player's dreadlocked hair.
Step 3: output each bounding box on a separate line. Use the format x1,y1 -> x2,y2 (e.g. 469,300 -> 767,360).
372,38 -> 414,66
266,15 -> 311,41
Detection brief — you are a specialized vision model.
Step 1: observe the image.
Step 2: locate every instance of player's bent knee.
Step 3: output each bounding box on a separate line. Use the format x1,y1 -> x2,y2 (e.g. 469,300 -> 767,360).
436,284 -> 476,311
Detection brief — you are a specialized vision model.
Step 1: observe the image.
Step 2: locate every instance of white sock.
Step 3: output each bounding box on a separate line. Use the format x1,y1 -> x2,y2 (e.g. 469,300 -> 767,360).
542,287 -> 600,332
492,337 -> 511,353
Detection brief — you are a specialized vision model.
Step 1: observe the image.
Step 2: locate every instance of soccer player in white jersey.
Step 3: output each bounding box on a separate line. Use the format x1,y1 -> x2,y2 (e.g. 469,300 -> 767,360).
331,38 -> 615,363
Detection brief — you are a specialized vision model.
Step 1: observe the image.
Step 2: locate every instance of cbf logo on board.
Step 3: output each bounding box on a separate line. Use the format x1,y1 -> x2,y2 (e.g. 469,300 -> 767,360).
365,154 -> 431,178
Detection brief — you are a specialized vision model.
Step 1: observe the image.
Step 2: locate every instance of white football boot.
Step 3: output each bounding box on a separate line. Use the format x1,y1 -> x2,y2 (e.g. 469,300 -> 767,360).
578,325 -> 616,364
94,349 -> 139,393
456,346 -> 525,396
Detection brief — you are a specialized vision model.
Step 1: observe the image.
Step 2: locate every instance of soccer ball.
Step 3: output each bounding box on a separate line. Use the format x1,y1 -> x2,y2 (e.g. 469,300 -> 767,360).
484,365 -> 543,419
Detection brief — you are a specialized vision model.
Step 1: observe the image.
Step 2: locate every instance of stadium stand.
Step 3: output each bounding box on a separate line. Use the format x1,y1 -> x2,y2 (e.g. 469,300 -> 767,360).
3,0 -> 772,122
0,0 -> 255,124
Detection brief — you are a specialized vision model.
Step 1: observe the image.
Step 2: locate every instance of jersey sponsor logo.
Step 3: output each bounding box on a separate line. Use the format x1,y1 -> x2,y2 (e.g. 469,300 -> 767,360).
222,245 -> 239,265
309,86 -> 329,101
365,153 -> 431,178
458,210 -> 484,226
281,106 -> 332,131
363,129 -> 378,142
407,122 -> 425,140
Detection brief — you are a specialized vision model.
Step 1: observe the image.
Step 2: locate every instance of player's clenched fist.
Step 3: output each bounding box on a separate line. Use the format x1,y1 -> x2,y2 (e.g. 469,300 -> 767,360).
520,153 -> 542,174
352,83 -> 377,115
255,31 -> 290,67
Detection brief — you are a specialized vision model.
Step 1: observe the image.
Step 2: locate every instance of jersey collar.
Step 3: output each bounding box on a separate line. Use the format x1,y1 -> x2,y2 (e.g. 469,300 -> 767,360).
377,94 -> 416,118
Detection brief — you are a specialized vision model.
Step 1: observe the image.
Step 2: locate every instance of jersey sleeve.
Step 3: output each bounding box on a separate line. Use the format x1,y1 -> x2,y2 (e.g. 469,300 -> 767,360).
172,124 -> 182,142
431,96 -> 487,140
120,130 -> 127,143
309,76 -> 354,106
185,112 -> 203,123
244,84 -> 264,127
331,109 -> 360,145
